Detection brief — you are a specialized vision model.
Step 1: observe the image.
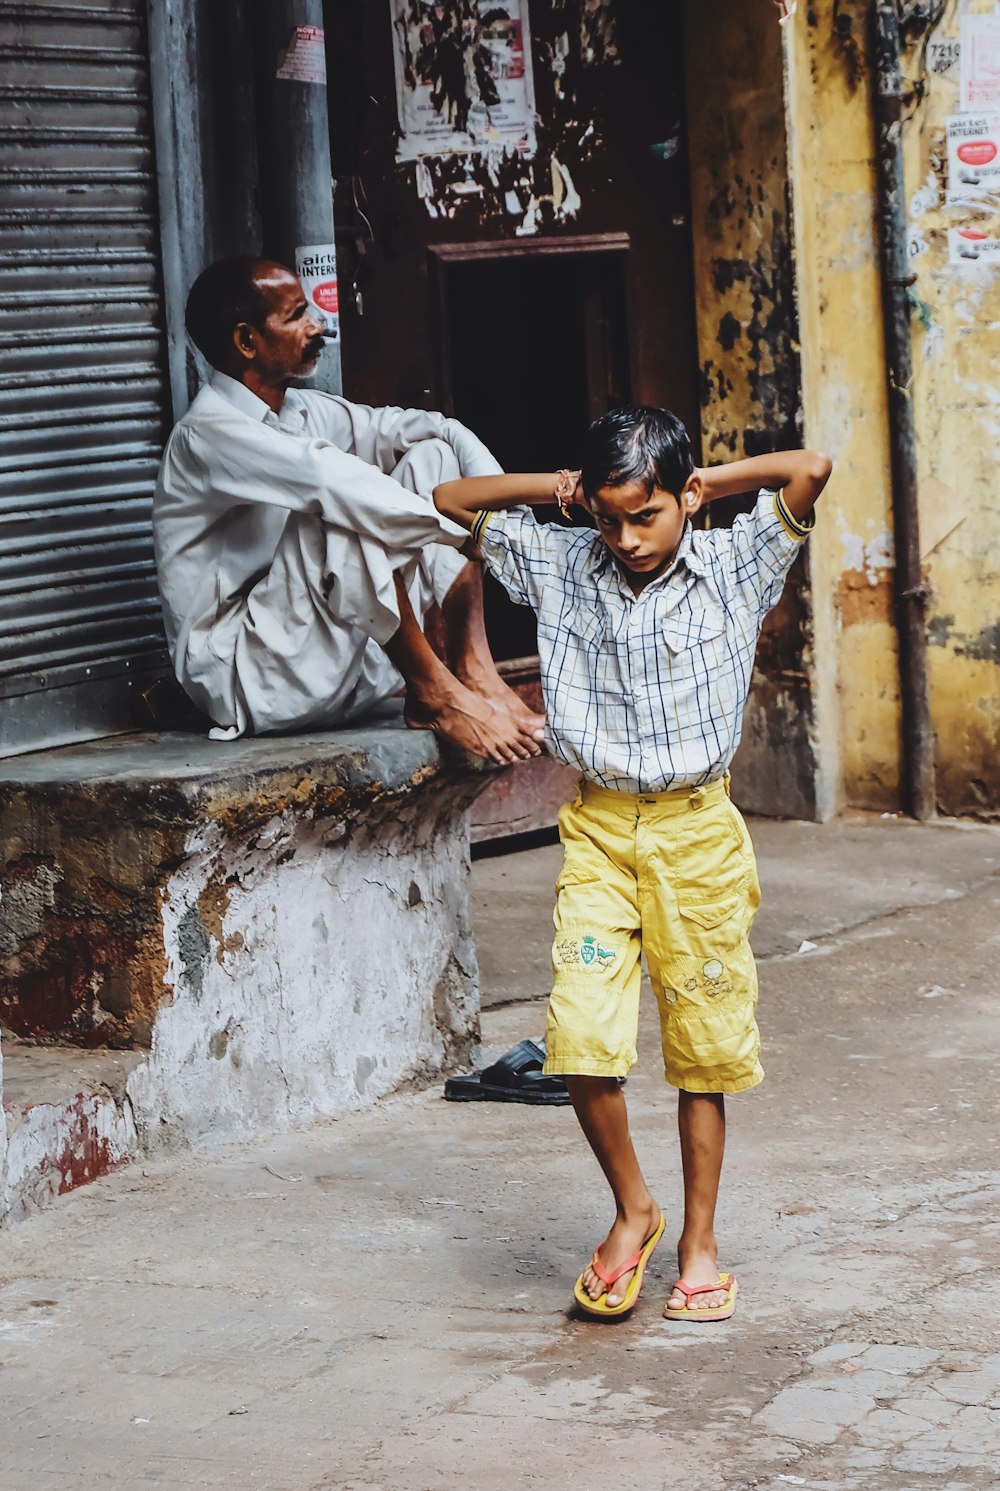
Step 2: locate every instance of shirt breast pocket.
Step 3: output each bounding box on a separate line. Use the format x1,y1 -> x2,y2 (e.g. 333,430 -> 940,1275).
538,598 -> 605,650
663,604 -> 726,656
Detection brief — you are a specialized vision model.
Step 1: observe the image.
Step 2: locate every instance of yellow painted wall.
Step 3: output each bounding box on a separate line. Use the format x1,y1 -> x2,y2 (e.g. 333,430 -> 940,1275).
686,0 -> 997,818
782,0 -> 902,814
901,0 -> 1000,815
684,0 -> 820,820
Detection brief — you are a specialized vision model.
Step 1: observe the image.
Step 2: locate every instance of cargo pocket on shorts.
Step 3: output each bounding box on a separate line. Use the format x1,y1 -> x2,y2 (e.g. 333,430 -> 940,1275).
552,862 -> 626,982
674,812 -> 749,935
554,863 -> 602,895
663,804 -> 757,1012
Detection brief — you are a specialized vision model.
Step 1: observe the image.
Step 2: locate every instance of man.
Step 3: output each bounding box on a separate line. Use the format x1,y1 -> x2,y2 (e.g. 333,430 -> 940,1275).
153,256 -> 545,762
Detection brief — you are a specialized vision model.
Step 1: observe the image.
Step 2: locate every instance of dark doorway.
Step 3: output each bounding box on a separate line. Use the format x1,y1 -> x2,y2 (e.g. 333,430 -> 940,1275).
432,238 -> 631,661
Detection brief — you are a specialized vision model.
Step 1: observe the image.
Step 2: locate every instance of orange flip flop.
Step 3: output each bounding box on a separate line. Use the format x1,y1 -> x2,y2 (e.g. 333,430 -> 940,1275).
573,1213 -> 665,1319
662,1272 -> 738,1322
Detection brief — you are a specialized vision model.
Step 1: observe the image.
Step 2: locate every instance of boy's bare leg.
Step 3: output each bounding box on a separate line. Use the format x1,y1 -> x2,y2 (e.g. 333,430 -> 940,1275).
441,559 -> 545,746
565,1075 -> 662,1308
387,573 -> 538,763
666,1091 -> 730,1311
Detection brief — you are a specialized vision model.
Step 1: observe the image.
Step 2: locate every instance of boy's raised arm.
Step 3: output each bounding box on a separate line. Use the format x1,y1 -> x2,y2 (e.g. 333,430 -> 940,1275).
697,450 -> 832,523
433,472 -> 569,532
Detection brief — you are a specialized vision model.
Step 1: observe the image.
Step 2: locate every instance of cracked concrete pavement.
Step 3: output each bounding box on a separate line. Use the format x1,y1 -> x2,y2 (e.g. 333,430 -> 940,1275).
1,813 -> 1000,1489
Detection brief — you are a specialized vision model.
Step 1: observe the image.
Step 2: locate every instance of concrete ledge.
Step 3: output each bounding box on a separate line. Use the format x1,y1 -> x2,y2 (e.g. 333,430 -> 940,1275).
0,713 -> 493,1218
1,1038 -> 141,1220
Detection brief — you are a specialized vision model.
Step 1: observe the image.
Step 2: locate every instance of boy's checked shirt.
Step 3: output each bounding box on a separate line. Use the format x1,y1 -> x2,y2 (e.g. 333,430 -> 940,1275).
472,490 -> 814,794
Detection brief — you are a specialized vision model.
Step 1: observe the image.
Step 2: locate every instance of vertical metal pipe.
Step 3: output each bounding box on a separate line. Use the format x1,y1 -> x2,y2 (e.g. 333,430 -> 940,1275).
872,0 -> 936,820
251,0 -> 342,394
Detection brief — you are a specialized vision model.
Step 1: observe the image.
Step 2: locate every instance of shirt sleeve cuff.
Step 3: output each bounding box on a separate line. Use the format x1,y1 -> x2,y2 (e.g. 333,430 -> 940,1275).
470,509 -> 494,546
773,490 -> 816,541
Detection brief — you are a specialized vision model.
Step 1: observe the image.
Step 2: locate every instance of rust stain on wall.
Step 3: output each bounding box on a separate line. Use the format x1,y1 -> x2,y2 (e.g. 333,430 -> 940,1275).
0,751 -> 489,1050
836,566 -> 895,626
0,845 -> 174,1049
685,0 -> 815,816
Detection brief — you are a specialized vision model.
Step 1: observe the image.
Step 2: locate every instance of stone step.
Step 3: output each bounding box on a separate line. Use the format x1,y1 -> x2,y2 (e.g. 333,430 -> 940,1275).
1,1036 -> 142,1221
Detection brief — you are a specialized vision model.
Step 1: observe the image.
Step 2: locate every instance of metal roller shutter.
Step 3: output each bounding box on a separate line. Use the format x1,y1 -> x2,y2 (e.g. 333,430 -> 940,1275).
0,0 -> 171,756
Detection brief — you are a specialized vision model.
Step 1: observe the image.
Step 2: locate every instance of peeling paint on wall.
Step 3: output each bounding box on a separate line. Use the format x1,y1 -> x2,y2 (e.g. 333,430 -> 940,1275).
399,0 -> 617,229
685,0 -> 816,817
900,1 -> 1000,814
0,736 -> 492,1160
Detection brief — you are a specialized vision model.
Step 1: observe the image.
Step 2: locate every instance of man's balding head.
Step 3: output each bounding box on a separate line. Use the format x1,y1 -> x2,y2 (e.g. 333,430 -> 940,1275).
184,256 -> 294,372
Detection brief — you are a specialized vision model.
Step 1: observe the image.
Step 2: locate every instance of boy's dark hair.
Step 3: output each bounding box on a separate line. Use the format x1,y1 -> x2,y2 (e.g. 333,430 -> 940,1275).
184,256 -> 277,369
581,406 -> 694,503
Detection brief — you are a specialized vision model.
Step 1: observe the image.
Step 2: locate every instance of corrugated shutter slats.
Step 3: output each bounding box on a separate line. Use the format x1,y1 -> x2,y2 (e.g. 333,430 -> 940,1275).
0,0 -> 169,698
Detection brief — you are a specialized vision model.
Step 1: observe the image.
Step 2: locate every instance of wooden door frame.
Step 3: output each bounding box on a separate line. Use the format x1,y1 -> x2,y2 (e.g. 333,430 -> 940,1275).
427,232 -> 632,417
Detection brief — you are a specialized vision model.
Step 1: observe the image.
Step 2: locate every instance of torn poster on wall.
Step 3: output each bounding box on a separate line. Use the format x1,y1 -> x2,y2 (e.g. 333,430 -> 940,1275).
276,24 -> 327,86
946,114 -> 1000,206
961,16 -> 1000,112
391,0 -> 537,161
948,227 -> 1000,266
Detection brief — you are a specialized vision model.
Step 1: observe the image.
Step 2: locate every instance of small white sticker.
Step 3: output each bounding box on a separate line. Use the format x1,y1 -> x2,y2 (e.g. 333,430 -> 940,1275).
928,38 -> 960,77
948,227 -> 1000,265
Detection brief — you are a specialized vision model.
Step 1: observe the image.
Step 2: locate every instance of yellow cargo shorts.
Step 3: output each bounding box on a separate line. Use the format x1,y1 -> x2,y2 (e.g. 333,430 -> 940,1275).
543,776 -> 763,1094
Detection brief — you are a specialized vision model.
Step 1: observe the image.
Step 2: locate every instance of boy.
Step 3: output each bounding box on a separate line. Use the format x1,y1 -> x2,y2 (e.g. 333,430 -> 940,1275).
434,407 -> 831,1320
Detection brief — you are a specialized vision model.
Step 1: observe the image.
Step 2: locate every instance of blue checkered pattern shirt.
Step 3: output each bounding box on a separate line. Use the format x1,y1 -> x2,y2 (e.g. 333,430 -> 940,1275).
473,489 -> 814,793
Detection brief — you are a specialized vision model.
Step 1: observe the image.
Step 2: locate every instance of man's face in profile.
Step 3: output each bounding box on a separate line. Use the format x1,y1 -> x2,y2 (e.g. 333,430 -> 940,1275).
244,265 -> 326,384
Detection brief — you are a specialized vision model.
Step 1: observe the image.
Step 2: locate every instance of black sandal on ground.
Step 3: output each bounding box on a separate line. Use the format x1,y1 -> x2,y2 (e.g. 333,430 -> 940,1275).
443,1039 -> 571,1106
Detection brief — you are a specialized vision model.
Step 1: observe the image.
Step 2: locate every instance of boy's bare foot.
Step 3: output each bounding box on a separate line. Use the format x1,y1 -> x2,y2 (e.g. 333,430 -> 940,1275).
580,1200 -> 663,1308
404,678 -> 541,764
666,1237 -> 730,1312
454,660 -> 545,749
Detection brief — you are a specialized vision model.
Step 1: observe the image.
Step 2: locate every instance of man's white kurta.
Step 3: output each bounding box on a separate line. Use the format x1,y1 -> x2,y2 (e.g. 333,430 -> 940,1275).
154,374 -> 500,738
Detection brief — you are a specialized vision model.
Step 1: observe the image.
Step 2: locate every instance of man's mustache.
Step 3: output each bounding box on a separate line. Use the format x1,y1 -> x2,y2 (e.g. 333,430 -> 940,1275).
304,337 -> 326,362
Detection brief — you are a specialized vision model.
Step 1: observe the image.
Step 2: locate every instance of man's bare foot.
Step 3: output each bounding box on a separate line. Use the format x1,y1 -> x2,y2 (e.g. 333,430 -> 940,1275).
404,678 -> 541,764
455,660 -> 545,748
580,1200 -> 662,1308
666,1236 -> 729,1312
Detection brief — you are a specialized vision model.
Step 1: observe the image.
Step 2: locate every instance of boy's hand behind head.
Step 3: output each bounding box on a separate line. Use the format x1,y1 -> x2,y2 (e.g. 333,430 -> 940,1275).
555,468 -> 583,520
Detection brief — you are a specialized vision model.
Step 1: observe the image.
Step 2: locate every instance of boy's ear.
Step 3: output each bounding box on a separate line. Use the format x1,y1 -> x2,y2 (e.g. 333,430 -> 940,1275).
681,471 -> 704,515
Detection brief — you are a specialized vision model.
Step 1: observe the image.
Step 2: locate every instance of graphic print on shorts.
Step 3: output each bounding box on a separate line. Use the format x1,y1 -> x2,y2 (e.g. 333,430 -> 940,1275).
555,933 -> 619,972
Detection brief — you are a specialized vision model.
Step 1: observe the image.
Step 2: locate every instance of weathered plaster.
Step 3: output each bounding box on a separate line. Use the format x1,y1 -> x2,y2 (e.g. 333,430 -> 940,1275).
685,2 -> 803,464
684,0 -> 817,818
0,1035 -> 6,1208
3,1090 -> 136,1221
127,791 -> 480,1145
783,0 -> 900,814
902,0 -> 1000,814
776,0 -> 1000,817
0,725 -> 492,1164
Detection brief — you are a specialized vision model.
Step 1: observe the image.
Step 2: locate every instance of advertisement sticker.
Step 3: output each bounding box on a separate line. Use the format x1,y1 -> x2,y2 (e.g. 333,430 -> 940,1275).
295,243 -> 340,341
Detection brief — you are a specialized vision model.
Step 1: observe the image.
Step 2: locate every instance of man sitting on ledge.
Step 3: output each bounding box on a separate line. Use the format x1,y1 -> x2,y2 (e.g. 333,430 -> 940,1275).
154,256 -> 544,763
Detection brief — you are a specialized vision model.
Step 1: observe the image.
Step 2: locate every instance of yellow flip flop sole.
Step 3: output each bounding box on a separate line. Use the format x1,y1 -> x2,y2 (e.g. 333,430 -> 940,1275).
573,1213 -> 666,1319
662,1271 -> 738,1322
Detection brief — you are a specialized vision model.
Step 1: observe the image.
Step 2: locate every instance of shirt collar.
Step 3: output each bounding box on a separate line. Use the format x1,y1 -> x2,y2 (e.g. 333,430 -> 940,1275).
591,519 -> 709,596
209,372 -> 307,428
